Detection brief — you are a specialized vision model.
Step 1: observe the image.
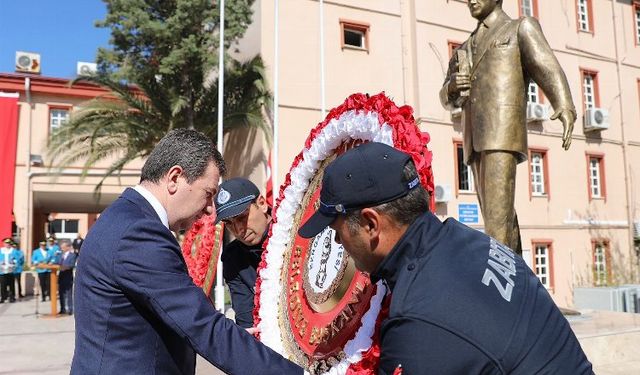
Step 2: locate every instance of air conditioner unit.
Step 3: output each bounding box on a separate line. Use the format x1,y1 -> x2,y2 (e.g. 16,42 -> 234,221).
77,62 -> 97,76
526,102 -> 549,122
15,51 -> 41,74
584,107 -> 609,131
434,184 -> 452,203
633,220 -> 640,239
29,154 -> 43,167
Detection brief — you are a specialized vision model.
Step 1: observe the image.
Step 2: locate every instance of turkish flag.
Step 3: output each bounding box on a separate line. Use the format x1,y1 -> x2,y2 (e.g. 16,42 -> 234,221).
0,93 -> 19,239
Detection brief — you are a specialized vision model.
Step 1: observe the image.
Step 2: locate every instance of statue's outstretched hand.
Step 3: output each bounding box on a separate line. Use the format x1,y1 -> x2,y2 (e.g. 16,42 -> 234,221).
551,109 -> 576,150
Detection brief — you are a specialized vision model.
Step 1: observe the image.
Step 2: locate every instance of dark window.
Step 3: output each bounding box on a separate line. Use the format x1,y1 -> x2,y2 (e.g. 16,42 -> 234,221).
340,20 -> 369,51
344,29 -> 365,48
456,144 -> 473,192
51,219 -> 79,234
51,219 -> 63,233
65,220 -> 79,233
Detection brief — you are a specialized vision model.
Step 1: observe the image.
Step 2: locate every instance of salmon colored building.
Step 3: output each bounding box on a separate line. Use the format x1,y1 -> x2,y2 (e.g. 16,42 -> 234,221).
0,73 -> 142,261
238,0 -> 640,307
1,0 -> 640,307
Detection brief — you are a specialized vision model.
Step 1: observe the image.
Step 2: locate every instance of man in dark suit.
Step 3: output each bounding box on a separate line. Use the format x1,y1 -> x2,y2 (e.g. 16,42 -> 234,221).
57,239 -> 77,314
72,234 -> 83,256
440,0 -> 576,253
72,129 -> 302,375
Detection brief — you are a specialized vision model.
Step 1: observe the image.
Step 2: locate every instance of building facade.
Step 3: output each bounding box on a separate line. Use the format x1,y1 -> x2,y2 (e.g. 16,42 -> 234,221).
240,0 -> 640,306
1,0 -> 639,307
0,74 -> 142,261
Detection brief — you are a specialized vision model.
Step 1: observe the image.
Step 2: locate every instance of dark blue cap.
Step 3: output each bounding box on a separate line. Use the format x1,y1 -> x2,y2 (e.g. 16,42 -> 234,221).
215,178 -> 260,224
298,142 -> 419,238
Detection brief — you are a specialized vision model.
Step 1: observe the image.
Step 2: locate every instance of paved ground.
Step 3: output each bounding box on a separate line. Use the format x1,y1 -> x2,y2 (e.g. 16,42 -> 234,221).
0,295 -> 223,375
2,293 -> 639,374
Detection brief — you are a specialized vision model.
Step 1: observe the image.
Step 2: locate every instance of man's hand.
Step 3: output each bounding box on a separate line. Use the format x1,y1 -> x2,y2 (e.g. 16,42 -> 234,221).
551,109 -> 576,150
246,326 -> 260,336
447,73 -> 471,96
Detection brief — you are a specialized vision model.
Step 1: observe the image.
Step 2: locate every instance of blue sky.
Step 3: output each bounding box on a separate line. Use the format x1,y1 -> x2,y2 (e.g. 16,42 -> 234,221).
0,1 -> 110,78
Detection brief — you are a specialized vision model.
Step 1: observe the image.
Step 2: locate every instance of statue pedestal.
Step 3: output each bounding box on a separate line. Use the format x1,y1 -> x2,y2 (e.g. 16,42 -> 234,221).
36,264 -> 61,318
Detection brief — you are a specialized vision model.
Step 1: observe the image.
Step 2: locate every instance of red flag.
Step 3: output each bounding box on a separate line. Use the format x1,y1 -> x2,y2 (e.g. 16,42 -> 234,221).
265,152 -> 273,207
0,93 -> 19,239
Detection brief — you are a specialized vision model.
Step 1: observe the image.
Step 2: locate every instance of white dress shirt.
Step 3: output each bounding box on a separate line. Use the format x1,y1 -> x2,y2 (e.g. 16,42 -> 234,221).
133,185 -> 170,230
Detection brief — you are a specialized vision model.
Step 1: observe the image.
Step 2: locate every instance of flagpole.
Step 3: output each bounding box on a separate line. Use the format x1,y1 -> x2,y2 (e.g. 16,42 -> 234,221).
273,0 -> 280,199
320,0 -> 326,118
215,0 -> 225,313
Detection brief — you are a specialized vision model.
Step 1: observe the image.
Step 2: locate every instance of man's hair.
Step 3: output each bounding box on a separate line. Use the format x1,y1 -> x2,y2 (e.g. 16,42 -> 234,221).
345,160 -> 430,232
59,239 -> 72,247
140,129 -> 226,184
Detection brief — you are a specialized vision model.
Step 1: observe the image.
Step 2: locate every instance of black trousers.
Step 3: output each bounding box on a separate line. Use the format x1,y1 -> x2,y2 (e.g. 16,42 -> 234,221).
59,271 -> 74,313
38,272 -> 50,301
14,272 -> 22,297
0,273 -> 15,301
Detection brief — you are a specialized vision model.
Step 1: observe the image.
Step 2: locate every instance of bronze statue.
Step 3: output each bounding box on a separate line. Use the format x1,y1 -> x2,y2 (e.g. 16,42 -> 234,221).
440,0 -> 576,254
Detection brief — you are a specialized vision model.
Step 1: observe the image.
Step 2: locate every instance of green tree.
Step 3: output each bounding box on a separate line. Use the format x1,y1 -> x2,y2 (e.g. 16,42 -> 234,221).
47,0 -> 269,189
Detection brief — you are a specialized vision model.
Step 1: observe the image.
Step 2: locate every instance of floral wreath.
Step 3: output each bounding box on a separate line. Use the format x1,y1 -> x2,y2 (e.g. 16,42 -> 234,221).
254,93 -> 434,374
181,214 -> 224,295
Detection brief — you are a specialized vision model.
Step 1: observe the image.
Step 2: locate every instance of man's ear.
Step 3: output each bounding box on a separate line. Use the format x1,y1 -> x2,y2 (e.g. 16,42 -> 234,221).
166,165 -> 183,195
360,208 -> 381,240
256,195 -> 268,214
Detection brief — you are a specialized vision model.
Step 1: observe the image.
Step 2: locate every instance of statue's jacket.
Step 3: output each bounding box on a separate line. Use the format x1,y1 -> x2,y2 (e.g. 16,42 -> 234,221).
440,11 -> 575,165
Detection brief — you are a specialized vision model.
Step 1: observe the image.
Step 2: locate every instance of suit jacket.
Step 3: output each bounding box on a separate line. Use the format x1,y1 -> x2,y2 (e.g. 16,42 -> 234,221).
12,249 -> 24,274
58,252 -> 77,288
72,188 -> 302,375
72,238 -> 84,252
440,10 -> 574,164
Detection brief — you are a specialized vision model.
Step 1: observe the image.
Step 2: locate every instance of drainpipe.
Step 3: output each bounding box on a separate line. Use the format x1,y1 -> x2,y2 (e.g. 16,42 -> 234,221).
610,1 -> 637,282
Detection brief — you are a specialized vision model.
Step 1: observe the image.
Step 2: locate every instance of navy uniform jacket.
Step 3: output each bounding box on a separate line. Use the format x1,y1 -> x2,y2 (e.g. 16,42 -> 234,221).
58,252 -> 77,289
72,188 -> 302,375
373,212 -> 593,375
221,237 -> 263,328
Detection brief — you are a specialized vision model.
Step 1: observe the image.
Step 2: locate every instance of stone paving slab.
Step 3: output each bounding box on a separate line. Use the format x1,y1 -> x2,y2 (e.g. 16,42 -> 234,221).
0,296 -> 223,374
3,294 -> 639,374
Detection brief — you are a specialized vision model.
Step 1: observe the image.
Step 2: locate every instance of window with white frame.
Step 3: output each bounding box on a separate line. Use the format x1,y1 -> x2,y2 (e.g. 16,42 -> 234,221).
50,108 -> 69,133
530,152 -> 546,195
583,73 -> 595,109
528,82 -> 540,104
340,20 -> 369,50
534,243 -> 551,288
594,242 -> 608,286
456,143 -> 474,192
521,0 -> 534,17
577,0 -> 590,31
589,156 -> 602,198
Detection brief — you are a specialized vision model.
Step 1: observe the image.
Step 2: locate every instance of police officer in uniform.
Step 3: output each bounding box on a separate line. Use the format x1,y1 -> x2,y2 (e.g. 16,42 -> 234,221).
215,178 -> 271,328
0,238 -> 17,303
11,240 -> 25,298
299,142 -> 593,374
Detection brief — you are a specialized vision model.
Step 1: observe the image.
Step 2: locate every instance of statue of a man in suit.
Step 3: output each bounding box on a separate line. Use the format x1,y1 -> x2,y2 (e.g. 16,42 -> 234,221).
440,0 -> 576,253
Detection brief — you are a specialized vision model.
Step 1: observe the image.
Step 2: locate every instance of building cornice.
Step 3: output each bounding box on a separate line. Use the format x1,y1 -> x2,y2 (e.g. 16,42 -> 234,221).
0,73 -> 111,99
